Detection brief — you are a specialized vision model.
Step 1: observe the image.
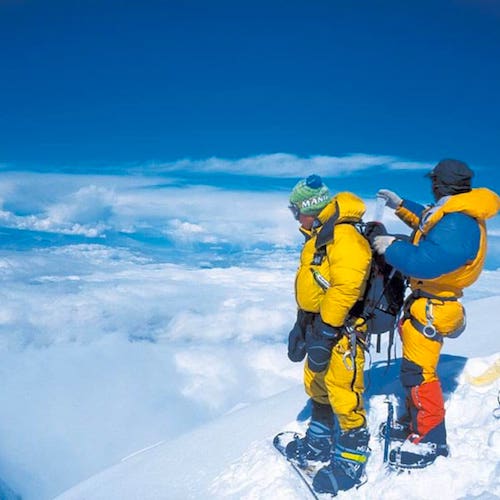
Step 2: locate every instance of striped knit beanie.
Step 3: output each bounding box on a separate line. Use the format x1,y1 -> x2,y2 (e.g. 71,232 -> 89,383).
289,175 -> 331,215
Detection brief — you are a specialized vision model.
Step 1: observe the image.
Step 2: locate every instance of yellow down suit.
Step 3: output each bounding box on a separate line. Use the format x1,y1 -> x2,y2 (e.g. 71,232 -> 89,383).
295,192 -> 372,431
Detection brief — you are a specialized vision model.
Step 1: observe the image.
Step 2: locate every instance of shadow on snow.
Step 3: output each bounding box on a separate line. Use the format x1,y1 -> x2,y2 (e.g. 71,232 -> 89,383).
293,354 -> 468,423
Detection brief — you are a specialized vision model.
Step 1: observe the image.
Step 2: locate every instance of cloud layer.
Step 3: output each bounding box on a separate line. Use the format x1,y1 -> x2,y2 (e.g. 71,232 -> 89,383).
0,163 -> 498,499
147,152 -> 434,177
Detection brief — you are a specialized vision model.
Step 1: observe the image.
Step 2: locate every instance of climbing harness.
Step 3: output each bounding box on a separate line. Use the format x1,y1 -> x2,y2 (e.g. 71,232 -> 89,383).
404,290 -> 466,341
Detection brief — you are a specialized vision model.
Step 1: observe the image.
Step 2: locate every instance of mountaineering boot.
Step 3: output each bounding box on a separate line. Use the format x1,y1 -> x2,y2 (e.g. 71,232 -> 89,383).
312,426 -> 370,495
378,418 -> 411,442
389,441 -> 449,469
389,422 -> 449,469
285,400 -> 333,466
285,421 -> 332,465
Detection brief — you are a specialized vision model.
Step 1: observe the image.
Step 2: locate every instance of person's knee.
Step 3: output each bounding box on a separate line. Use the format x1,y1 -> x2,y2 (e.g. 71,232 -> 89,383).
400,358 -> 424,387
311,399 -> 334,428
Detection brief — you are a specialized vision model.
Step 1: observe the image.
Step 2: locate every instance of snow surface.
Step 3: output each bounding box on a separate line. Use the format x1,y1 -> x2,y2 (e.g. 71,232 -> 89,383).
0,165 -> 498,499
53,351 -> 500,500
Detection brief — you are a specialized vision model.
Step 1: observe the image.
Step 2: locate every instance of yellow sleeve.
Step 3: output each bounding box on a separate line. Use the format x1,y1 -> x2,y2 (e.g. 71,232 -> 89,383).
396,205 -> 420,230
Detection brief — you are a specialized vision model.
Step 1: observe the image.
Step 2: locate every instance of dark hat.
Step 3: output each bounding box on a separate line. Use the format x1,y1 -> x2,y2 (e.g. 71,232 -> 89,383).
426,159 -> 474,186
426,158 -> 474,194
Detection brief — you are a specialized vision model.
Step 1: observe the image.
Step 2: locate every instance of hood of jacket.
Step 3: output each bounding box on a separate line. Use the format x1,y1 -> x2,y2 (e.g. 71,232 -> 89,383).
423,187 -> 500,232
443,187 -> 500,220
317,191 -> 367,225
311,192 -> 367,249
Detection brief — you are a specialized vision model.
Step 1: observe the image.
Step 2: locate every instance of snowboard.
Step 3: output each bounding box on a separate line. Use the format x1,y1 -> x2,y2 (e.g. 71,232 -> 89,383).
272,431 -> 327,500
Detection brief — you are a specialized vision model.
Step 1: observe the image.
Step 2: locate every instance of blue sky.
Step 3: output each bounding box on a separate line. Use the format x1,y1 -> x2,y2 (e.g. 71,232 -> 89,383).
1,0 -> 500,169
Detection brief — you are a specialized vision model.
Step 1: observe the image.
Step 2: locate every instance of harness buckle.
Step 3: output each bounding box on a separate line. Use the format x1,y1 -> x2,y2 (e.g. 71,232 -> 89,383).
422,299 -> 437,338
422,323 -> 437,339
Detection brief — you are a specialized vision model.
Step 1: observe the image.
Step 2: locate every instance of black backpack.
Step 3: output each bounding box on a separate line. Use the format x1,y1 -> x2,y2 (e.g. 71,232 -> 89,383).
350,221 -> 406,353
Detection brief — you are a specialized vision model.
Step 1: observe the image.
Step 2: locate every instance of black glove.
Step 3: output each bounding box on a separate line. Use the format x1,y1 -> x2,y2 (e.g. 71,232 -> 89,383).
287,310 -> 308,362
307,316 -> 343,372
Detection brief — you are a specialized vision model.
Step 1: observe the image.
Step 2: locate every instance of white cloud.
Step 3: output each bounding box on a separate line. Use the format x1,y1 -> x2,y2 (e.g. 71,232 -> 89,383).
149,152 -> 431,177
46,185 -> 115,225
166,219 -> 218,244
389,160 -> 435,170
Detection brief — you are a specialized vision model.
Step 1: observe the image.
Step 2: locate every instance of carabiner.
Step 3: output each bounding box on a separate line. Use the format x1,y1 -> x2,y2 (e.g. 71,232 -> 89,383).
423,299 -> 437,338
342,350 -> 354,371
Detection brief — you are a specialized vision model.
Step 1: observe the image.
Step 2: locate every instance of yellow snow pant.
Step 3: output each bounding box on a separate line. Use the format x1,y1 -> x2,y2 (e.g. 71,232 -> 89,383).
303,335 -> 366,431
399,297 -> 465,442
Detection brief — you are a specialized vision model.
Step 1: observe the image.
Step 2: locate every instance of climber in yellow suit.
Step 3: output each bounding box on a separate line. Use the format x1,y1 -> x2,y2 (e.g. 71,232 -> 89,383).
374,159 -> 500,469
285,174 -> 372,495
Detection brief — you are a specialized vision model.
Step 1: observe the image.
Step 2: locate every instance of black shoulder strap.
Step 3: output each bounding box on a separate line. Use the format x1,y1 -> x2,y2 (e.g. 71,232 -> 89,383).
311,246 -> 327,266
315,201 -> 339,250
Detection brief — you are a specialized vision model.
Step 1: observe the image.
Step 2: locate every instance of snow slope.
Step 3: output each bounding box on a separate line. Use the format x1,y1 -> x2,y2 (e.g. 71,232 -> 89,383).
56,351 -> 500,500
55,295 -> 500,500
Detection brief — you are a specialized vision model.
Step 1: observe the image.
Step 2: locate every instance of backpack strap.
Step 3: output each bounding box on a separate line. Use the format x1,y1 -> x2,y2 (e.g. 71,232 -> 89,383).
314,201 -> 339,249
311,245 -> 327,266
310,202 -> 339,266
385,321 -> 397,366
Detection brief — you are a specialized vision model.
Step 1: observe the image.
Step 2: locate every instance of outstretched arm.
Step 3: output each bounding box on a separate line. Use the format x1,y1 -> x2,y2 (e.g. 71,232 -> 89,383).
377,189 -> 426,230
